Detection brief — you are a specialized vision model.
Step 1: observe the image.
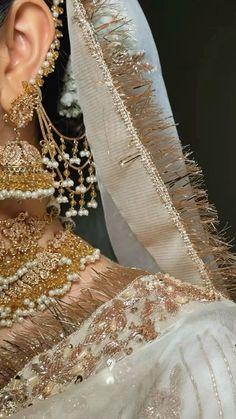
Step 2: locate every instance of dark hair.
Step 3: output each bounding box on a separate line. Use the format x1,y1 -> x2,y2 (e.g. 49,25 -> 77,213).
0,0 -> 83,137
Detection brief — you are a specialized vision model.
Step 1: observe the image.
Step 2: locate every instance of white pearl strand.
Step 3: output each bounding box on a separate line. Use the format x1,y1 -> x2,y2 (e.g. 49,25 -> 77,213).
0,248 -> 100,327
0,188 -> 55,200
0,260 -> 38,293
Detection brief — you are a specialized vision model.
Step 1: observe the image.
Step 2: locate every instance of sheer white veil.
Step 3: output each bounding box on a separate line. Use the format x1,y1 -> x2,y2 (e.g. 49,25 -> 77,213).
66,0 -> 236,296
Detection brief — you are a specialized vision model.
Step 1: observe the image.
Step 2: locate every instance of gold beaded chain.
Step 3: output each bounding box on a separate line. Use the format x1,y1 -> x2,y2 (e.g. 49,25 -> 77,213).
0,213 -> 100,328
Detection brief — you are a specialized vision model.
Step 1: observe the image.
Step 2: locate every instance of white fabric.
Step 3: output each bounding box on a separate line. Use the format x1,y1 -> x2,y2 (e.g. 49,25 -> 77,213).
12,300 -> 236,418
98,0 -> 181,274
68,0 -> 207,285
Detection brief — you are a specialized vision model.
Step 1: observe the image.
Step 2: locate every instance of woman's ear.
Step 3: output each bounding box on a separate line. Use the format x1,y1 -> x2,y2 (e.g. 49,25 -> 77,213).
0,0 -> 55,112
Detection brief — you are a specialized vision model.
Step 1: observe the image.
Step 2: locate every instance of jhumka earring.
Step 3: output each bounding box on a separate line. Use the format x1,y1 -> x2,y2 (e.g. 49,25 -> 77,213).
2,0 -> 98,217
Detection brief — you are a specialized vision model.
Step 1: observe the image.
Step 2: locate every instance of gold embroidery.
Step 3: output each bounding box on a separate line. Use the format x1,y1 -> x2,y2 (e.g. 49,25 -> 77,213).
197,335 -> 224,418
138,365 -> 183,419
0,265 -> 143,390
180,347 -> 203,419
211,334 -> 236,410
0,274 -> 221,416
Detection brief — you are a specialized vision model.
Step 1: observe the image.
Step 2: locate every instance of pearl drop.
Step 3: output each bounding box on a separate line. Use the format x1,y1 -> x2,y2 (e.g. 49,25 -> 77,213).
24,298 -> 30,306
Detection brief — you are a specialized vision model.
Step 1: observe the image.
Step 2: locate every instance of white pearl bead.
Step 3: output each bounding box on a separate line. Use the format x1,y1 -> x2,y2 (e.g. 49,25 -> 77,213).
31,191 -> 38,199
15,190 -> 22,198
24,298 -> 30,306
37,297 -> 43,304
43,61 -> 49,68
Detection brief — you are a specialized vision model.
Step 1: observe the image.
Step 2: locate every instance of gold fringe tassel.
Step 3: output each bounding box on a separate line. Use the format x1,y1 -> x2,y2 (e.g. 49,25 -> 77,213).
78,0 -> 236,298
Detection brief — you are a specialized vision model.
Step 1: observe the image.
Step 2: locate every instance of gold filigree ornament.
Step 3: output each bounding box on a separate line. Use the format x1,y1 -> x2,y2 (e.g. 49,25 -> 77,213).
3,0 -> 98,217
0,212 -> 101,328
0,141 -> 55,200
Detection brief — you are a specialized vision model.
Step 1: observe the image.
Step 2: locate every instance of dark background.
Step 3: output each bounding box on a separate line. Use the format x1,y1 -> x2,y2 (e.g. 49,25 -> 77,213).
139,0 -> 236,247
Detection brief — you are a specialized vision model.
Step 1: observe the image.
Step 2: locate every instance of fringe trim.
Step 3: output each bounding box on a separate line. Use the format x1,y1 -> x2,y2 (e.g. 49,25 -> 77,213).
77,0 -> 236,298
0,264 -> 144,389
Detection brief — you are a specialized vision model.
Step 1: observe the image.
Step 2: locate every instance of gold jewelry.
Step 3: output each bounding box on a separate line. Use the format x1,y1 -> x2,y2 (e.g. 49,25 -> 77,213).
3,0 -> 98,217
0,212 -> 100,327
0,141 -> 55,200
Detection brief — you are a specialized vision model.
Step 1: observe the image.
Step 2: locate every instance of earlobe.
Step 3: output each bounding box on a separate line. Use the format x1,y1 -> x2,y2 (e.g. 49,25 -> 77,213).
0,0 -> 55,112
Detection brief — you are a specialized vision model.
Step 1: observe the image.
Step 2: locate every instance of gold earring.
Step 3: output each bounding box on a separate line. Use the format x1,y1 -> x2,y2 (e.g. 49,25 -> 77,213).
0,141 -> 55,200
3,0 -> 98,217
